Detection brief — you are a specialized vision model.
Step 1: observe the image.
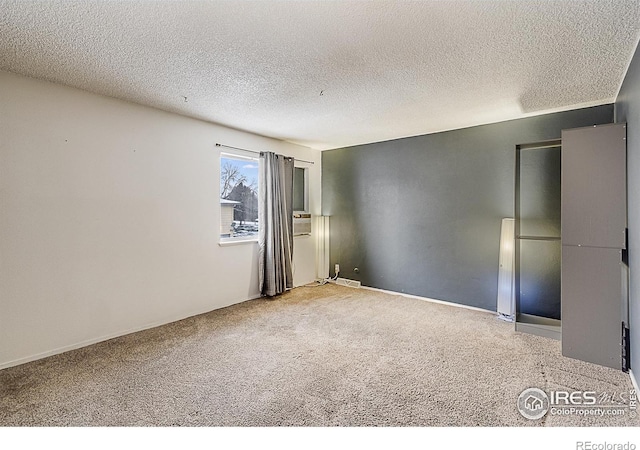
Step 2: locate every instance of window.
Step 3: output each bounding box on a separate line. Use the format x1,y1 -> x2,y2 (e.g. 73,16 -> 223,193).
292,166 -> 311,236
220,153 -> 259,241
293,166 -> 308,213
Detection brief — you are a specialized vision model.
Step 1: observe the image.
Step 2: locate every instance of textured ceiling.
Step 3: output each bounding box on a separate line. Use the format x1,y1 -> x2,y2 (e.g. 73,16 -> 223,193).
1,1 -> 640,150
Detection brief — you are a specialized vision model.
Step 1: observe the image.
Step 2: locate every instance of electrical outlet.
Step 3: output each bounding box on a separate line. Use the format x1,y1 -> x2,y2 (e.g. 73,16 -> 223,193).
335,264 -> 340,273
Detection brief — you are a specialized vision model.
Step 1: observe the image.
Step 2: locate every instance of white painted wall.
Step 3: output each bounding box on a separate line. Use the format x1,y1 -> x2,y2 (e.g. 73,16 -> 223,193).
0,70 -> 321,369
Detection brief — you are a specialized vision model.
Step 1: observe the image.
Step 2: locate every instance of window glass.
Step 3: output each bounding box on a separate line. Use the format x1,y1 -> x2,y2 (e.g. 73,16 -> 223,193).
293,166 -> 307,212
220,154 -> 259,240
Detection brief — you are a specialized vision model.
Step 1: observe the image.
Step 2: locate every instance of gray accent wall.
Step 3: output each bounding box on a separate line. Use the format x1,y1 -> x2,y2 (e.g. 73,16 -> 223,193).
322,105 -> 614,311
616,42 -> 640,377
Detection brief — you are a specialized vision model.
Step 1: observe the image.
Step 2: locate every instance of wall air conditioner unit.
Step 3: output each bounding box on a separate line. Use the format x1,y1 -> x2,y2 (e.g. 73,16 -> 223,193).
293,213 -> 312,236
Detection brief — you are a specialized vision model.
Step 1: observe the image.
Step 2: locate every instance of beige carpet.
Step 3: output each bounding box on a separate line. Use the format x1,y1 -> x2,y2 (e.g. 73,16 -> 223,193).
0,284 -> 637,427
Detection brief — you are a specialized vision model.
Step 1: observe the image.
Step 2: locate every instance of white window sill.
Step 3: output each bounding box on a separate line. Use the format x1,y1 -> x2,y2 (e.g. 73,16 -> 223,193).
219,238 -> 258,247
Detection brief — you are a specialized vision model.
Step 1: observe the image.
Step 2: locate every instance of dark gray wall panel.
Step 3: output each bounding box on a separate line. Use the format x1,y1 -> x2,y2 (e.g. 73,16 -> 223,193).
519,146 -> 561,238
323,105 -> 613,311
516,144 -> 561,320
561,124 -> 627,249
519,240 -> 561,319
616,42 -> 640,377
562,245 -> 622,369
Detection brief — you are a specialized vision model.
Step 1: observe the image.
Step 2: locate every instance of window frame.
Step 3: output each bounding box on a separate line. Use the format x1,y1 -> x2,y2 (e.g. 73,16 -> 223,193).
293,165 -> 310,214
219,151 -> 260,245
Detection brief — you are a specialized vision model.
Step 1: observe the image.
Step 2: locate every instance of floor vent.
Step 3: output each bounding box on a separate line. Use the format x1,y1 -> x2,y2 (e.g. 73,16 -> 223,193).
335,278 -> 361,288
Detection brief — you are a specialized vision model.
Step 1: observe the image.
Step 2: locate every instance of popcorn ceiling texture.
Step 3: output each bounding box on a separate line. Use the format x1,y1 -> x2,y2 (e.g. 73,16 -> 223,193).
1,0 -> 639,150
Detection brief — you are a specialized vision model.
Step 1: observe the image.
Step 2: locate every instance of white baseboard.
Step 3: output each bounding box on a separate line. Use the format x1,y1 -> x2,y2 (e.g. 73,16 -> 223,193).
360,285 -> 494,315
294,278 -> 317,288
630,369 -> 639,394
0,294 -> 259,371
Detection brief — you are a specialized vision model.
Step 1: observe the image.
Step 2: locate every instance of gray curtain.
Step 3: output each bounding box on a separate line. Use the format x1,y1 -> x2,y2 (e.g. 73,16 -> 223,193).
258,151 -> 294,297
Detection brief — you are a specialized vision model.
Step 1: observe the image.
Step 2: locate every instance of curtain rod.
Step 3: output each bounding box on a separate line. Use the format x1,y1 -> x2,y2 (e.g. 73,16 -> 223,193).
215,143 -> 315,165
